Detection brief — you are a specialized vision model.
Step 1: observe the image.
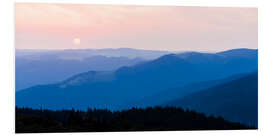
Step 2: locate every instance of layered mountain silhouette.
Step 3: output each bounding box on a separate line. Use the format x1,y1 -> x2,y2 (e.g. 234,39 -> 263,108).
16,48 -> 172,90
166,72 -> 258,127
16,55 -> 144,90
16,48 -> 170,60
126,73 -> 249,108
16,48 -> 258,113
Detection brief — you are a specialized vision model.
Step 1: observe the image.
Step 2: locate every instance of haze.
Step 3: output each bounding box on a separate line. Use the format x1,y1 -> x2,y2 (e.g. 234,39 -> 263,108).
15,3 -> 258,52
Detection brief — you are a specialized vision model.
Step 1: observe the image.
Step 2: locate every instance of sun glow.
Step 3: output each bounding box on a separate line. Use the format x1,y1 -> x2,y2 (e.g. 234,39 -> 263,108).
73,38 -> 80,45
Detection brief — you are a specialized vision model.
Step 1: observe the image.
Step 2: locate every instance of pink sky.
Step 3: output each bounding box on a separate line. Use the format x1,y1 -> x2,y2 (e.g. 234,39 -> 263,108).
15,3 -> 257,52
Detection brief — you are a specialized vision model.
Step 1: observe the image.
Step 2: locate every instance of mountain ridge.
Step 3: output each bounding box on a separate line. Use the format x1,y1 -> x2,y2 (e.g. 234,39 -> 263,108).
166,72 -> 258,127
16,48 -> 258,112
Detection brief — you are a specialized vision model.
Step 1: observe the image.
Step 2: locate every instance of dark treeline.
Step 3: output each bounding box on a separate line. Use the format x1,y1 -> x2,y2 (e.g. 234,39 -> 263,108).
16,106 -> 254,133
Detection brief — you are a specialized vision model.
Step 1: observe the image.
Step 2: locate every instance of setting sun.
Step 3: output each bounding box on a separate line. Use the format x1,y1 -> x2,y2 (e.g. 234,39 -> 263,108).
73,38 -> 80,45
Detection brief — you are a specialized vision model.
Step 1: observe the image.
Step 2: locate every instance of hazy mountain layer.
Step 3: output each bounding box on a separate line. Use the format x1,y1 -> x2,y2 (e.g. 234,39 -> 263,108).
16,55 -> 144,90
16,48 -> 171,60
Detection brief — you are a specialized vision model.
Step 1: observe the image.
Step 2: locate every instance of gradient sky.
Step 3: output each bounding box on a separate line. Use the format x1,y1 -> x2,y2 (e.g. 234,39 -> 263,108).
15,3 -> 258,52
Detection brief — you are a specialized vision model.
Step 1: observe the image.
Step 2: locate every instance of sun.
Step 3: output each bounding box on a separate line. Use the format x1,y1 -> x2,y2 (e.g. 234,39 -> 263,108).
73,38 -> 80,45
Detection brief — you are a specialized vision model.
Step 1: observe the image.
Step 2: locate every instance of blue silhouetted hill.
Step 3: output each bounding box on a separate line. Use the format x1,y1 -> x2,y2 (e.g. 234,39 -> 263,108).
166,72 -> 258,127
126,73 -> 249,108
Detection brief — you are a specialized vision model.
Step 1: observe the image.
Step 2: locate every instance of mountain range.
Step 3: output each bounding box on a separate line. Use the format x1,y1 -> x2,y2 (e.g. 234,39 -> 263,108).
16,48 -> 174,90
15,48 -> 258,126
16,55 -> 144,90
16,48 -> 171,60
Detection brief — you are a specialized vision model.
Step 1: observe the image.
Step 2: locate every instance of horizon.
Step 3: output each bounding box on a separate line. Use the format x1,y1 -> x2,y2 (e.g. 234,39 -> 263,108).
15,3 -> 257,52
15,47 -> 257,53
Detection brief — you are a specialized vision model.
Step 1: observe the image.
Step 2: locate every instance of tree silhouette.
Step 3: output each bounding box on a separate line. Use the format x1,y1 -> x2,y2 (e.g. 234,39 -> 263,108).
15,106 -> 255,133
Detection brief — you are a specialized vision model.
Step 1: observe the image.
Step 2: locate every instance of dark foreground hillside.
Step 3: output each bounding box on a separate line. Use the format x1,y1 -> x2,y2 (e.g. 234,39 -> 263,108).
16,107 -> 254,133
166,72 -> 258,126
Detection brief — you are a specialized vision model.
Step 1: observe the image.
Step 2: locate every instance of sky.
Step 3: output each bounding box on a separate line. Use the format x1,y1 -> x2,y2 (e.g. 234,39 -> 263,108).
15,3 -> 258,52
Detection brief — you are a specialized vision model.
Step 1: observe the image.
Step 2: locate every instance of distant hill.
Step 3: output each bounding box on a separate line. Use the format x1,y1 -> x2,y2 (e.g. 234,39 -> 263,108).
16,48 -> 258,111
16,48 -> 171,60
166,72 -> 258,127
217,48 -> 258,57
